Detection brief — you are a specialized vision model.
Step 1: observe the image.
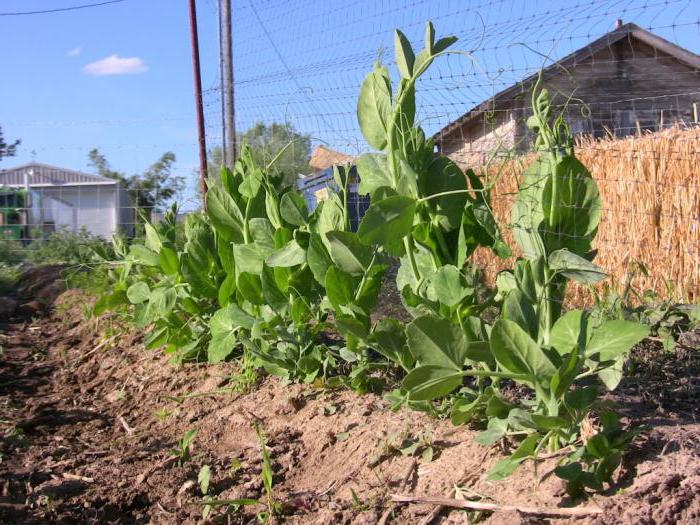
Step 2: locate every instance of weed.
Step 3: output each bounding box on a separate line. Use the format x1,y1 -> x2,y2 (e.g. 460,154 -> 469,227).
153,407 -> 172,422
198,464 -> 211,495
200,423 -> 281,522
254,422 -> 281,522
169,428 -> 198,466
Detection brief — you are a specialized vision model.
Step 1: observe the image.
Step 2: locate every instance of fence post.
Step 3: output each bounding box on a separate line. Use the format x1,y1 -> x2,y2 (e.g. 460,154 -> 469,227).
187,0 -> 209,209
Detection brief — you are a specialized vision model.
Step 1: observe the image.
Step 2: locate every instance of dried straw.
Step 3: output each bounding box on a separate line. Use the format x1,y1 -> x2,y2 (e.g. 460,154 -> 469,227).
467,126 -> 699,304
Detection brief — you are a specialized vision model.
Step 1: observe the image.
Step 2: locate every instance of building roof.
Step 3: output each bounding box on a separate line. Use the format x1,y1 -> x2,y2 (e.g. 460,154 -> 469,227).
433,22 -> 700,141
308,145 -> 355,172
0,162 -> 118,187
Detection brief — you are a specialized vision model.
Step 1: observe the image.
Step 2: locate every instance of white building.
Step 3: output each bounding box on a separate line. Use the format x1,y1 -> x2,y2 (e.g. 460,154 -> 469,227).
0,162 -> 133,238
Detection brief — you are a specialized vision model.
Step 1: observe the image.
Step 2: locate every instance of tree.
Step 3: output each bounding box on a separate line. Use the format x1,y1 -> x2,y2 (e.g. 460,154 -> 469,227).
87,148 -> 127,183
238,122 -> 311,187
88,149 -> 184,213
0,125 -> 20,163
131,152 -> 181,211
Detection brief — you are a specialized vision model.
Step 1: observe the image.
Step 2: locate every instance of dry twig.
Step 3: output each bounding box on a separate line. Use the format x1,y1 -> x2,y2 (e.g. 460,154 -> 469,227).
391,494 -> 603,517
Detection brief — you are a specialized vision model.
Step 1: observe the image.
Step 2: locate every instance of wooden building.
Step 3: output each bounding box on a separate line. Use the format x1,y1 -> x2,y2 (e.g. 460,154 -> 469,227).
433,22 -> 700,166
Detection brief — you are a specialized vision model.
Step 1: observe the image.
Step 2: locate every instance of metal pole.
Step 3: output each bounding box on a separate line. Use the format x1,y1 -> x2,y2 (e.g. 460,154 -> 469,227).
222,0 -> 236,163
187,0 -> 208,207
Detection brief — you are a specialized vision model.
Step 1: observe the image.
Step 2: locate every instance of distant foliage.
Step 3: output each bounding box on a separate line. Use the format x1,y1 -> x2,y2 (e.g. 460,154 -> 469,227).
88,148 -> 184,212
0,124 -> 20,163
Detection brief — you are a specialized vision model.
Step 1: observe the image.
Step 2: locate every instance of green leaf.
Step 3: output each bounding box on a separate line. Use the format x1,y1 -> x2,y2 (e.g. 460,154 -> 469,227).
370,318 -> 413,371
597,357 -> 625,390
236,272 -> 264,305
324,266 -> 357,309
325,231 -> 373,275
126,282 -> 150,304
306,233 -> 333,285
394,29 -> 415,79
475,417 -> 508,446
218,272 -> 236,307
208,332 -> 237,363
129,244 -> 160,266
279,192 -> 308,226
211,304 -> 254,334
356,153 -> 392,196
248,218 -> 275,250
531,414 -> 568,430
265,189 -> 282,230
473,203 -> 512,258
485,395 -> 514,419
357,63 -> 392,151
402,365 -> 464,401
406,314 -> 469,369
564,385 -> 598,411
550,310 -> 587,355
232,243 -> 267,276
317,194 -> 346,241
502,289 -> 538,339
424,21 -> 435,54
495,271 -> 517,299
550,350 -> 580,399
357,195 -> 416,246
490,319 -> 556,390
265,239 -> 306,267
433,35 -> 458,53
144,222 -> 163,252
542,155 -> 601,254
180,252 -> 218,299
159,245 -> 179,275
585,320 -> 649,361
428,265 -> 470,308
238,168 -> 262,199
206,186 -> 245,242
423,156 -> 468,231
548,249 -> 606,284
147,287 -> 177,318
487,433 -> 540,481
261,264 -> 288,313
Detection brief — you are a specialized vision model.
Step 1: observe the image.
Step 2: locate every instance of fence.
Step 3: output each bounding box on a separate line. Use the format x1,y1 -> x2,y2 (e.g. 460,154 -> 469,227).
219,0 -> 700,303
469,126 -> 700,303
0,0 -> 698,302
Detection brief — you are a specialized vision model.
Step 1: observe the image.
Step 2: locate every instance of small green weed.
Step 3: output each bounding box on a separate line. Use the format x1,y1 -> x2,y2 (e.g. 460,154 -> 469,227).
169,428 -> 198,466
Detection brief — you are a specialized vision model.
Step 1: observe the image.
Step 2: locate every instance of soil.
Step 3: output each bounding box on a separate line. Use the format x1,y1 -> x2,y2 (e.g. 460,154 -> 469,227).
0,270 -> 699,524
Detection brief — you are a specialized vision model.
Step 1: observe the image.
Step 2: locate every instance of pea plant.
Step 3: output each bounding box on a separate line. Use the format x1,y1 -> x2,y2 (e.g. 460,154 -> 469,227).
400,78 -> 649,494
93,206 -> 223,363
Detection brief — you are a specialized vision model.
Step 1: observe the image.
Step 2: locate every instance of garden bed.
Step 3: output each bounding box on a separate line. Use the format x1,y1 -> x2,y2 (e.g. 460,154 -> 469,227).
0,284 -> 698,524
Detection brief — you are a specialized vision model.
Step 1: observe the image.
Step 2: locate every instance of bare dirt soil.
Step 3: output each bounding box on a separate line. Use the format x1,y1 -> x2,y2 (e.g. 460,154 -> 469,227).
0,271 -> 699,524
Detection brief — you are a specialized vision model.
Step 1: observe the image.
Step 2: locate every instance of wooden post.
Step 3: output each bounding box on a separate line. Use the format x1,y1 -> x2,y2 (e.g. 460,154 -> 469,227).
221,0 -> 236,164
659,110 -> 664,130
188,0 -> 208,208
636,120 -> 642,135
693,102 -> 698,125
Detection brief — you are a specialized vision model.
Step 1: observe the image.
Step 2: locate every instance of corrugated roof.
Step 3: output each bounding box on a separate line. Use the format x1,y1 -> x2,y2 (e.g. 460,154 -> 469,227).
0,162 -> 117,187
433,23 -> 700,141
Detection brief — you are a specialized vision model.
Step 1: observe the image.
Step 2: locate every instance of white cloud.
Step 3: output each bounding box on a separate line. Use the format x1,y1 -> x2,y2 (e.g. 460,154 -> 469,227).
83,55 -> 148,76
67,47 -> 82,57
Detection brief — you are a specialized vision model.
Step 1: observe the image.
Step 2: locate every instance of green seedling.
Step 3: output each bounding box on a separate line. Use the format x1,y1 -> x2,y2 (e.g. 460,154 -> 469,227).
198,464 -> 211,495
169,428 -> 198,466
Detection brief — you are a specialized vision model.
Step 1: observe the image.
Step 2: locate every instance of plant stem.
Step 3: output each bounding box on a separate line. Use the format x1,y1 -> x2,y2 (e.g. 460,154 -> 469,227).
460,370 -> 528,381
417,188 -> 479,203
403,236 -> 421,282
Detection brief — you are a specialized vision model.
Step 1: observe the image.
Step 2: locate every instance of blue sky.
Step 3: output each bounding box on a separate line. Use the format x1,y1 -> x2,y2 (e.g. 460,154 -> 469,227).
1,0 -> 699,207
